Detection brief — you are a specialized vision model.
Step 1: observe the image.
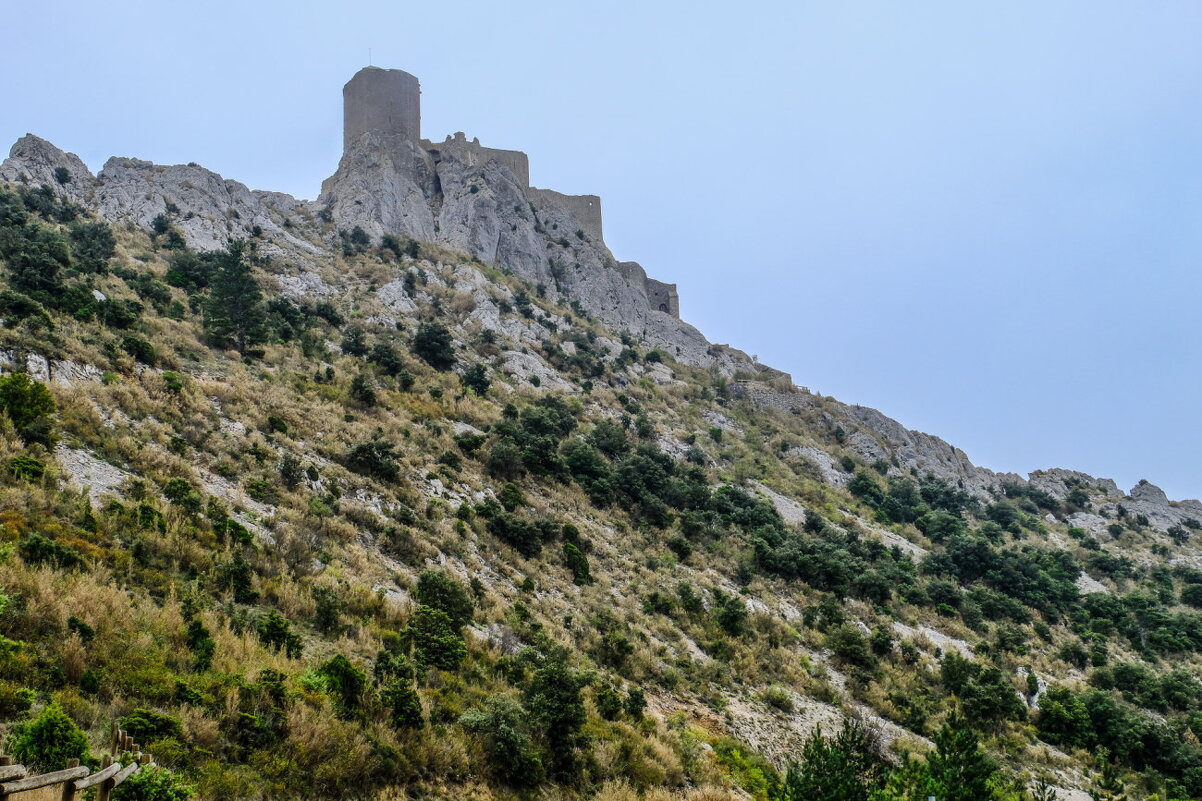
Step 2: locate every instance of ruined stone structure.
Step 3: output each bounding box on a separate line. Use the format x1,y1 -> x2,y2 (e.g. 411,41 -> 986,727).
334,65 -> 681,320
527,188 -> 603,242
619,261 -> 680,317
426,132 -> 530,187
343,67 -> 421,164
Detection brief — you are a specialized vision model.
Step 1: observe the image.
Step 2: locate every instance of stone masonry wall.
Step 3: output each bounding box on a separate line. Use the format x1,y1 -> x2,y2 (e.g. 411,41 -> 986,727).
527,187 -> 603,242
646,279 -> 680,317
344,67 -> 421,160
426,132 -> 530,187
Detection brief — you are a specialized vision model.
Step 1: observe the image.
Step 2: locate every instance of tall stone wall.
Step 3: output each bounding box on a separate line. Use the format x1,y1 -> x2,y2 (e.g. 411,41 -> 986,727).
527,188 -> 603,242
426,132 -> 530,187
343,67 -> 421,160
646,279 -> 680,317
617,262 -> 680,320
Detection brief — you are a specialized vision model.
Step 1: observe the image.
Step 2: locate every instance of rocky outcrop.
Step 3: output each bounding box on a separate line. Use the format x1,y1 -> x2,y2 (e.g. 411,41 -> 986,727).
0,135 -> 319,257
317,135 -> 436,241
0,134 -> 97,205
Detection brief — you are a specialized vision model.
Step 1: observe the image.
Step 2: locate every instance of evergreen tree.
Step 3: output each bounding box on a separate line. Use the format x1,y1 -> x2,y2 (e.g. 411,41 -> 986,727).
925,712 -> 999,801
779,721 -> 883,801
204,240 -> 266,353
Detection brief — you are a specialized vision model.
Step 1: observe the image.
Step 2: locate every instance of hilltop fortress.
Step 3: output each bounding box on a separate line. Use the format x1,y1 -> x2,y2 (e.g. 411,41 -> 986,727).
0,65 -> 783,379
321,66 -> 680,319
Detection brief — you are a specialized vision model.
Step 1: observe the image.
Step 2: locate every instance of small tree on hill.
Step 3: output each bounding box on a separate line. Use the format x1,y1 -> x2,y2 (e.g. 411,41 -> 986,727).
204,240 -> 267,353
411,321 -> 456,370
0,372 -> 57,446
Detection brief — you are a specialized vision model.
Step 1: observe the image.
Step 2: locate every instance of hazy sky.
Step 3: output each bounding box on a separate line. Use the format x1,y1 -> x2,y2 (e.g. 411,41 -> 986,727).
4,1 -> 1201,499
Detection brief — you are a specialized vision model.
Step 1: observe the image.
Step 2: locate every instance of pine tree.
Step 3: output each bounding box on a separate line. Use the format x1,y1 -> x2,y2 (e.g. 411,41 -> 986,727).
779,721 -> 884,801
204,240 -> 266,353
925,712 -> 999,801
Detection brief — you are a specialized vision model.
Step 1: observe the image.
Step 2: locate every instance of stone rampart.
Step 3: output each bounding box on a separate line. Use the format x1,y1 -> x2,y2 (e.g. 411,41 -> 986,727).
527,188 -> 603,242
425,132 -> 530,187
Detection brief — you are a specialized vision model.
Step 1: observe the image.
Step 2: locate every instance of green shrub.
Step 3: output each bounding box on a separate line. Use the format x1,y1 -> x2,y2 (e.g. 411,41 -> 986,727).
204,241 -> 267,353
119,708 -> 183,743
5,704 -> 91,772
563,542 -> 590,585
411,321 -> 456,370
460,695 -> 544,787
8,455 -> 46,480
19,533 -> 84,570
316,654 -> 367,717
111,765 -> 195,801
382,680 -> 424,730
409,606 -> 467,670
344,439 -> 399,482
121,333 -> 157,365
461,364 -> 490,395
414,571 -> 474,630
0,372 -> 57,446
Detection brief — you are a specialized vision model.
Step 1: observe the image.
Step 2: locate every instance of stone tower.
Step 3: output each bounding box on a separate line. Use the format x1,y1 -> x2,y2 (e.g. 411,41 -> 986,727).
342,66 -> 421,160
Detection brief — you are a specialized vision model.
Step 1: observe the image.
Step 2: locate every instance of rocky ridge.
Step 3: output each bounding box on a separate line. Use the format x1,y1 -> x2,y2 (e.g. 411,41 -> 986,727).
2,133 -> 1197,535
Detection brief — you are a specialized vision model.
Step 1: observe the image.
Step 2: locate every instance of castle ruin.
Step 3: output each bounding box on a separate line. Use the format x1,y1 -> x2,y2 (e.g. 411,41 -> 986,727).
339,66 -> 679,319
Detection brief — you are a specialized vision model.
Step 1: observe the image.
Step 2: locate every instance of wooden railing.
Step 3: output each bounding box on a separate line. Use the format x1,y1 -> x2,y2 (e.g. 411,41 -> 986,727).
0,724 -> 155,801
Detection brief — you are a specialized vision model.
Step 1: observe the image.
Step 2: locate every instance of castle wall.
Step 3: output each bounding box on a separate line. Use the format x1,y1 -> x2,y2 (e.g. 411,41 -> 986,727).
618,262 -> 680,319
343,67 -> 421,159
646,279 -> 680,318
426,132 -> 530,187
527,188 -> 603,242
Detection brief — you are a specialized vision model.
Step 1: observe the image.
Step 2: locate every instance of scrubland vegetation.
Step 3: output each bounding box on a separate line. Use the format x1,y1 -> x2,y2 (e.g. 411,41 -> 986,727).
0,183 -> 1200,799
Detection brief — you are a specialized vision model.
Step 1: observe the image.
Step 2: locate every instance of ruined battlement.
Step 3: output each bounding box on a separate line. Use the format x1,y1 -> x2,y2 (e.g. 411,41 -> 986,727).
527,188 -> 603,243
425,132 -> 530,187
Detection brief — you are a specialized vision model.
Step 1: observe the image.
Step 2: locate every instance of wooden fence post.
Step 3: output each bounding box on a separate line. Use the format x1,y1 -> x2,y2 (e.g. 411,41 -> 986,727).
60,758 -> 80,801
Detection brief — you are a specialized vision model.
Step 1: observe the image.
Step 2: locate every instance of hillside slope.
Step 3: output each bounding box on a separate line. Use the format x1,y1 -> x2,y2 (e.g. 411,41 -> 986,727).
0,133 -> 1200,801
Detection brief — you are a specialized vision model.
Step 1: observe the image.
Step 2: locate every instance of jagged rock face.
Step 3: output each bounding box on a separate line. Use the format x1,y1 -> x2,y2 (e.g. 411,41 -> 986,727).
317,135 -> 436,241
0,134 -> 97,205
1028,469 -> 1123,500
0,135 -> 317,256
96,157 -> 292,252
320,136 -> 763,372
434,157 -> 546,281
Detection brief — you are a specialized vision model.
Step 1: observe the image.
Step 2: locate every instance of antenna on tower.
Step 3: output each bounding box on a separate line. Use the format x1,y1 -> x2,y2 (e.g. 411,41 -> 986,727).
368,48 -> 372,65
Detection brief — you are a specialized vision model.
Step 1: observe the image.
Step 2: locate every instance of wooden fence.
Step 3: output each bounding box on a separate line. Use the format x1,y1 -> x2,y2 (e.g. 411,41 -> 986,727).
0,724 -> 155,801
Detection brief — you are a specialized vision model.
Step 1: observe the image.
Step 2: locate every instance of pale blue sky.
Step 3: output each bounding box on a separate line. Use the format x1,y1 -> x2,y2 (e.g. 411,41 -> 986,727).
4,1 -> 1201,499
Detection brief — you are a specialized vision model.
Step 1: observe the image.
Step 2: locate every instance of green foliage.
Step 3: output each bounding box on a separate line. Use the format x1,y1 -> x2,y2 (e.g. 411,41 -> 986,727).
460,695 -> 544,787
257,611 -> 302,658
524,648 -> 589,778
594,683 -> 622,721
204,241 -> 267,353
216,549 -> 259,604
411,321 -> 456,370
344,439 -> 399,482
185,619 -> 215,671
461,363 -> 491,395
19,532 -> 84,570
409,605 -> 467,670
162,477 -> 202,514
0,372 -> 57,446
5,703 -> 91,772
414,570 -> 475,630
9,454 -> 46,480
563,542 -> 591,585
317,654 -> 368,718
119,708 -> 183,743
69,221 -> 115,273
111,765 -> 195,801
777,721 -> 883,801
382,679 -> 424,730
